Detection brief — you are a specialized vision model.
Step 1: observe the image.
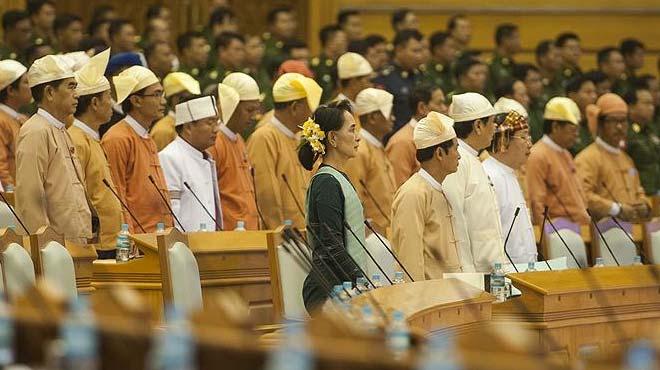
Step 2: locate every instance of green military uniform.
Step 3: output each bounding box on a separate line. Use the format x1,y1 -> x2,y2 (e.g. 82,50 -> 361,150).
421,61 -> 454,95
528,98 -> 545,143
177,63 -> 223,93
627,122 -> 660,195
488,53 -> 515,93
310,54 -> 337,103
248,66 -> 273,111
540,74 -> 564,103
447,87 -> 496,105
262,32 -> 286,78
570,120 -> 593,156
557,65 -> 582,91
373,64 -> 423,131
612,75 -> 632,97
0,45 -> 26,64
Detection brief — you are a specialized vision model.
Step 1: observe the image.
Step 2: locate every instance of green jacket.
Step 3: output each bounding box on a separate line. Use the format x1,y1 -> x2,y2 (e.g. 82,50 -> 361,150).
570,121 -> 593,156
557,65 -> 582,90
626,122 -> 660,195
528,98 -> 545,143
421,61 -> 455,94
310,54 -> 337,104
488,53 -> 515,92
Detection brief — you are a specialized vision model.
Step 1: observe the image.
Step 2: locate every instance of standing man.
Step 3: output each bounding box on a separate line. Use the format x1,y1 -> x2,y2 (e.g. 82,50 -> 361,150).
176,31 -> 213,90
447,15 -> 472,57
442,92 -> 503,272
373,29 -> 425,132
311,25 -> 348,103
102,65 -> 173,233
489,23 -> 521,93
514,63 -> 545,142
262,6 -> 298,74
0,60 -> 31,189
69,49 -> 123,256
535,40 -> 563,100
160,96 -> 223,232
526,97 -> 590,224
27,0 -> 56,47
0,10 -> 33,63
211,31 -> 246,88
391,9 -> 419,32
108,19 -> 138,54
619,39 -> 645,81
596,47 -> 628,96
483,102 -> 536,263
345,88 -> 396,235
625,86 -> 660,196
335,52 -> 373,106
566,75 -> 598,155
16,55 -> 92,242
53,14 -> 84,53
208,73 -> 262,230
576,93 -> 651,221
449,57 -> 490,101
391,112 -> 462,280
424,31 -> 457,95
555,32 -> 583,89
247,72 -> 321,228
144,41 -> 175,80
386,84 -> 447,188
337,10 -> 363,42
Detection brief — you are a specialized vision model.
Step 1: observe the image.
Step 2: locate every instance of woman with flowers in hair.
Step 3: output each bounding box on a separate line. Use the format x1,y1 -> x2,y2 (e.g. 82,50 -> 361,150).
298,99 -> 366,313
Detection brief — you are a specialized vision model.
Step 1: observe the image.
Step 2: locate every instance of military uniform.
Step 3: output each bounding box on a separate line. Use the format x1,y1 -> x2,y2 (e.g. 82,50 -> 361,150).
528,98 -> 545,143
627,122 -> 660,195
612,75 -> 631,97
557,65 -> 582,90
539,71 -> 564,102
0,45 -> 26,65
310,54 -> 337,103
177,63 -> 219,92
447,87 -> 496,105
373,64 -> 422,131
248,66 -> 273,111
262,32 -> 286,77
488,53 -> 515,93
421,61 -> 454,95
570,120 -> 593,156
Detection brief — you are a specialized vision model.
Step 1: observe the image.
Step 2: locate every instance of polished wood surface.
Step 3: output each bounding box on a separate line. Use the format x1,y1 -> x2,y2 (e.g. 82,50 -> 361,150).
493,266 -> 660,363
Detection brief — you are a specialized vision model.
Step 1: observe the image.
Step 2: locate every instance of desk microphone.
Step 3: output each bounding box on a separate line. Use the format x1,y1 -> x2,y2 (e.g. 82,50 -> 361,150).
544,207 -> 583,269
250,168 -> 268,229
102,179 -> 146,233
363,220 -> 415,282
535,206 -> 553,271
358,179 -> 391,224
586,209 -> 620,266
503,207 -> 521,273
147,175 -> 186,232
601,181 -> 646,260
342,222 -> 394,285
281,174 -> 306,220
0,191 -> 29,234
183,181 -> 223,231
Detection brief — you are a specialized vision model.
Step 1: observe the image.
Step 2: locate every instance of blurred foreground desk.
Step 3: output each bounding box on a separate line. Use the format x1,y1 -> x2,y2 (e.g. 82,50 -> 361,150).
493,265 -> 660,363
92,231 -> 276,324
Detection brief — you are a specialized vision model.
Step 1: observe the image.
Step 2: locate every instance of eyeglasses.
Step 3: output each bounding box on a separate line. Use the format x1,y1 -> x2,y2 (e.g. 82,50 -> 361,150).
139,91 -> 165,99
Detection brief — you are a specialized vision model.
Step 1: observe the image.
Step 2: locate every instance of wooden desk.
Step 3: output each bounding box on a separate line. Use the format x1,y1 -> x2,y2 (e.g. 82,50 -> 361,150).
92,231 -> 275,324
493,266 -> 660,363
351,278 -> 493,337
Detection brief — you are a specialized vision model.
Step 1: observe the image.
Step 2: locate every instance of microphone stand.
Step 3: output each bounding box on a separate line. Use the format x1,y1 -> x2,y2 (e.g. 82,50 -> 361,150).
358,179 -> 391,224
544,208 -> 583,269
363,220 -> 415,282
341,222 -> 394,285
281,174 -> 306,220
503,207 -> 521,273
535,206 -> 553,271
0,191 -> 29,234
587,210 -> 620,266
102,179 -> 146,233
183,181 -> 223,231
148,175 -> 186,232
250,168 -> 269,230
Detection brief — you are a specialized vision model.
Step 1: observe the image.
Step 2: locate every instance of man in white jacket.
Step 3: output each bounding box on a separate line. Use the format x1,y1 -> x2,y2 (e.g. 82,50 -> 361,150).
442,92 -> 504,272
159,95 -> 223,232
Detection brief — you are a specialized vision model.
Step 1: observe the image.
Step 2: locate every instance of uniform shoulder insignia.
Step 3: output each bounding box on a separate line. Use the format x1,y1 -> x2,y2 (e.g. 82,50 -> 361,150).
632,123 -> 641,133
191,68 -> 199,76
275,41 -> 283,49
563,69 -> 572,77
381,68 -> 391,76
325,59 -> 333,67
621,74 -> 628,81
311,57 -> 320,66
322,74 -> 331,82
35,38 -> 43,45
209,70 -> 218,79
434,63 -> 443,72
418,64 -> 426,72
502,58 -> 509,65
9,52 -> 16,60
401,70 -> 408,79
262,32 -> 271,40
242,67 -> 251,74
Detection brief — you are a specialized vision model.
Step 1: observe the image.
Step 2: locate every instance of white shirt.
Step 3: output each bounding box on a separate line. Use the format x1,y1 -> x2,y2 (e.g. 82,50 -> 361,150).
360,129 -> 383,148
407,117 -> 418,129
482,156 -> 537,264
124,114 -> 149,139
73,119 -> 100,141
159,137 -> 223,232
442,140 -> 505,272
270,116 -> 295,139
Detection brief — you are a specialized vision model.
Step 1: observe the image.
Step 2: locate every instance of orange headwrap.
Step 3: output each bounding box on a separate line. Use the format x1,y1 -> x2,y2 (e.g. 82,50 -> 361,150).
276,60 -> 315,79
586,93 -> 628,135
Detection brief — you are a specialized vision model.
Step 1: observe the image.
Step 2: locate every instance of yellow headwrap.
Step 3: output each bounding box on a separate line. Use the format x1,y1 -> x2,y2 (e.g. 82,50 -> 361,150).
75,48 -> 111,96
217,83 -> 240,124
272,72 -> 322,111
112,65 -> 160,105
162,72 -> 201,98
413,111 -> 456,150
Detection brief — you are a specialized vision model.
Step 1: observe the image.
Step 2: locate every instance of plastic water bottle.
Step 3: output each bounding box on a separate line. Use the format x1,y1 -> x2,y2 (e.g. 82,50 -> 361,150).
360,305 -> 379,333
333,285 -> 349,302
149,307 -> 196,370
356,277 -> 369,293
3,184 -> 13,192
526,262 -> 537,272
115,223 -> 130,263
626,340 -> 655,370
593,257 -> 605,267
234,220 -> 246,231
198,223 -> 208,232
60,296 -> 98,370
283,219 -> 293,227
632,255 -> 643,266
264,322 -> 312,370
490,262 -> 506,303
392,271 -> 405,285
371,274 -> 383,288
0,300 -> 13,366
386,310 -> 410,360
342,281 -> 354,297
156,222 -> 166,234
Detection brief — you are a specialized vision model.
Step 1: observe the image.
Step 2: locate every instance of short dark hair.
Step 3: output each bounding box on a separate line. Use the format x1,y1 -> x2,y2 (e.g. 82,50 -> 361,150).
30,79 -> 66,103
494,79 -> 518,99
26,0 -> 55,16
513,63 -> 540,81
144,40 -> 169,60
347,39 -> 367,55
54,13 -> 82,34
108,19 -> 132,41
267,6 -> 292,25
543,119 -> 572,134
623,85 -> 649,106
555,32 -> 580,48
208,7 -> 235,28
298,99 -> 354,170
620,38 -> 645,57
453,120 -> 477,139
319,24 -> 342,47
495,23 -> 518,46
454,57 -> 484,80
429,31 -> 450,52
337,9 -> 359,27
2,10 -> 29,31
87,19 -> 110,37
392,29 -> 423,49
364,34 -> 386,48
535,40 -> 554,61
409,83 -> 436,113
597,47 -> 619,66
90,5 -> 115,23
565,75 -> 590,95
416,139 -> 455,162
583,70 -> 608,86
282,39 -> 307,55
74,91 -> 104,116
146,4 -> 167,20
447,14 -> 466,32
0,77 -> 23,103
177,31 -> 206,53
391,8 -> 413,29
216,31 -> 245,50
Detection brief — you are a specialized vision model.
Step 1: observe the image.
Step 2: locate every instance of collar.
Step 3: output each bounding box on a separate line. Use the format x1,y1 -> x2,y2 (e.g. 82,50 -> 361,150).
168,110 -> 175,119
541,135 -> 565,153
219,123 -> 238,142
37,108 -> 66,129
487,156 -> 515,175
457,139 -> 478,158
360,129 -> 383,148
175,136 -> 206,160
418,168 -> 442,192
0,104 -> 20,119
408,117 -> 418,128
595,137 -> 621,154
73,119 -> 100,141
124,114 -> 150,138
112,99 -> 123,114
271,116 -> 295,139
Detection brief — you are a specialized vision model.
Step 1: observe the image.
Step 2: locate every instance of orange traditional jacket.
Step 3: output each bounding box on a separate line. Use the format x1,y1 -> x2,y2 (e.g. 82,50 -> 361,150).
101,116 -> 174,233
208,125 -> 260,230
385,119 -> 419,189
0,106 -> 23,187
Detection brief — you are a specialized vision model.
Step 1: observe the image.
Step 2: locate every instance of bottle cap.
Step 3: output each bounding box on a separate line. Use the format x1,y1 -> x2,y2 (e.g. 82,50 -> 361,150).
394,271 -> 404,279
392,310 -> 404,321
494,262 -> 502,269
283,219 -> 293,226
237,220 -> 245,227
121,223 -> 129,232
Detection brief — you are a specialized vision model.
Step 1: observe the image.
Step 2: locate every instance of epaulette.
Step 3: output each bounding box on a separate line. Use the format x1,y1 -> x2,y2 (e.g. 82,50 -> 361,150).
632,122 -> 641,133
209,70 -> 219,80
325,59 -> 333,67
311,57 -> 320,67
434,63 -> 443,72
501,57 -> 510,66
262,32 -> 271,40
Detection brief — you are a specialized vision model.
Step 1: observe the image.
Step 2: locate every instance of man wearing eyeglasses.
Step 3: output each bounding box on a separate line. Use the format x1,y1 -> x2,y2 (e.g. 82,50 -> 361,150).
575,93 -> 651,222
101,65 -> 174,233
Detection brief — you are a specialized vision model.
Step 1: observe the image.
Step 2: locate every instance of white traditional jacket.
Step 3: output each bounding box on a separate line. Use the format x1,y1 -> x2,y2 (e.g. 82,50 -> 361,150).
159,136 -> 223,232
442,140 -> 505,272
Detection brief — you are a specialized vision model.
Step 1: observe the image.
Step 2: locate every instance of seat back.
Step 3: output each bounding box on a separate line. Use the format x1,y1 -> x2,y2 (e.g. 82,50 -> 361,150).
544,219 -> 588,269
644,220 -> 660,264
2,242 -> 36,300
593,219 -> 637,266
41,241 -> 78,299
275,240 -> 310,320
364,232 -> 395,284
0,202 -> 15,229
157,228 -> 202,314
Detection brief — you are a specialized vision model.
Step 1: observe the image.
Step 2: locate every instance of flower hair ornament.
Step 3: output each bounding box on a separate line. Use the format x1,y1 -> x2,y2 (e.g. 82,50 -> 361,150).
299,117 -> 326,155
